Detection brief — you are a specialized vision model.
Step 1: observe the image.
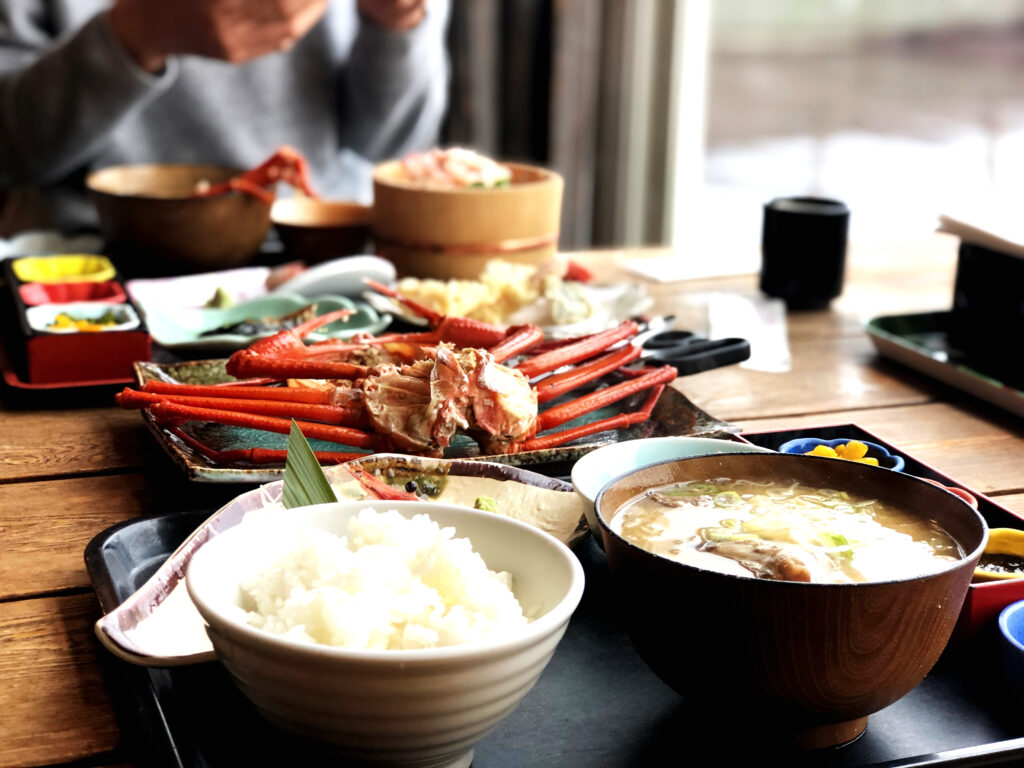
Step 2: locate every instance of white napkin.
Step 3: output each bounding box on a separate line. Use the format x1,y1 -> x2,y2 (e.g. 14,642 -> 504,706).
937,202 -> 1024,258
707,292 -> 791,374
619,251 -> 759,283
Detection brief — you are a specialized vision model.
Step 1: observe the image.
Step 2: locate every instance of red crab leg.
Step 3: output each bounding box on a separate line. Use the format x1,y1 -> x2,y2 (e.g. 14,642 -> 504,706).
117,389 -> 367,427
142,381 -> 342,405
225,308 -> 368,379
534,365 -> 677,431
148,401 -> 377,449
363,279 -> 530,351
348,467 -> 420,501
195,177 -> 276,205
488,324 -> 546,363
514,321 -> 640,379
193,146 -> 320,201
344,316 -> 519,351
533,345 -> 642,403
522,380 -> 670,452
169,427 -> 365,465
364,279 -> 443,326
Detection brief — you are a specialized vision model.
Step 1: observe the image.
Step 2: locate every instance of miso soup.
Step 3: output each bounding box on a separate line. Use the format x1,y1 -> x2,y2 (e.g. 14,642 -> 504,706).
611,477 -> 962,583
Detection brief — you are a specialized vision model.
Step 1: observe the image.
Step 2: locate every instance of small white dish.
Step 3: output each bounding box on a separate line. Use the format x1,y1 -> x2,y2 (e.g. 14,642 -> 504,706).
571,436 -> 774,541
270,254 -> 396,298
25,302 -> 140,334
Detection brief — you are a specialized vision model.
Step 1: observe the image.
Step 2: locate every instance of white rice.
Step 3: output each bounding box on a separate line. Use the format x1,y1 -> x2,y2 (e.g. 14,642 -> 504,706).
240,508 -> 528,650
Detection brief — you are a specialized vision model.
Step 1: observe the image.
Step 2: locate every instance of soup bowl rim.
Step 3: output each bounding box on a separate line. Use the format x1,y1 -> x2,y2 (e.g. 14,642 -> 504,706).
594,451 -> 989,588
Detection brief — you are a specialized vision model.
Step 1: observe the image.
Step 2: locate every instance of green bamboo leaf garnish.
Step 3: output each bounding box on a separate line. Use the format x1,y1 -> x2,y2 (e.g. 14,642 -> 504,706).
282,420 -> 338,509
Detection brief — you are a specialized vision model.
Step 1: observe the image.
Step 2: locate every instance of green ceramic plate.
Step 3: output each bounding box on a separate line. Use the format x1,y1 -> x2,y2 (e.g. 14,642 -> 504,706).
142,293 -> 389,354
131,359 -> 738,483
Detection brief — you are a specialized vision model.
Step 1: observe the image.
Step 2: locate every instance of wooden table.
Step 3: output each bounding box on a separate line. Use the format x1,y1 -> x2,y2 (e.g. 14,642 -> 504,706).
2,234 -> 1023,767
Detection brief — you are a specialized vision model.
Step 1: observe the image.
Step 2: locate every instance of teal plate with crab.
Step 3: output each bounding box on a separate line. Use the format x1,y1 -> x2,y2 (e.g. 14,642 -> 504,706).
131,359 -> 738,483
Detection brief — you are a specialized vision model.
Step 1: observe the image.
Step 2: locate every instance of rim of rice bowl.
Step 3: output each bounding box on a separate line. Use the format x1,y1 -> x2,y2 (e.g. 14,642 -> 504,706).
185,501 -> 586,663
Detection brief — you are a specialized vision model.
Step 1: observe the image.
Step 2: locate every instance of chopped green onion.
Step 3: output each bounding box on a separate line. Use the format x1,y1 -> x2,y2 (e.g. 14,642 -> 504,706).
713,491 -> 742,507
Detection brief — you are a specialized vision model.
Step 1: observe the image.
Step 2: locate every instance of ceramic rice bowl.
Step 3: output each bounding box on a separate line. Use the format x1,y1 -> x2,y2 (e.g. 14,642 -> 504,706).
594,452 -> 987,750
186,500 -> 585,767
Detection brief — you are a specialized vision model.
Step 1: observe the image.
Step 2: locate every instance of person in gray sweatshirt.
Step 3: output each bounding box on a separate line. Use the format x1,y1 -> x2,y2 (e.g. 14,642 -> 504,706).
0,0 -> 450,233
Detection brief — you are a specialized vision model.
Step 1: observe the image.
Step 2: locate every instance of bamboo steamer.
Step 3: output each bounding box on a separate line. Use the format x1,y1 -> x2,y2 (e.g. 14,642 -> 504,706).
371,161 -> 563,279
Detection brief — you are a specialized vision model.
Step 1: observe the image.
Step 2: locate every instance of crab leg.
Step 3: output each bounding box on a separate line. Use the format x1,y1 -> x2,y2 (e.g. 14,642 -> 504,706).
488,325 -> 546,363
148,401 -> 378,449
364,279 -> 444,326
533,345 -> 642,403
141,381 -> 349,405
347,466 -> 420,501
363,279 -> 540,352
534,365 -> 677,431
169,427 -> 366,465
117,389 -> 367,427
523,380 -> 670,452
514,321 -> 640,379
193,145 -> 320,202
225,308 -> 368,380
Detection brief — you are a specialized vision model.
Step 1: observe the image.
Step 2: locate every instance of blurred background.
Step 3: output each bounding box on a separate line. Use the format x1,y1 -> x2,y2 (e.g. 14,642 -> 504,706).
443,0 -> 1024,271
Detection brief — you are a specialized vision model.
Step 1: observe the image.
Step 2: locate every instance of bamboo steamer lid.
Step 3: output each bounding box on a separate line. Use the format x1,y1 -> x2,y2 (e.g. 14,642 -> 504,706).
372,161 -> 563,280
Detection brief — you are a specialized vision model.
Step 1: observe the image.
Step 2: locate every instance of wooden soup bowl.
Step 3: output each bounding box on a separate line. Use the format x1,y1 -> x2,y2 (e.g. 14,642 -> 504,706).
595,452 -> 987,750
87,164 -> 272,277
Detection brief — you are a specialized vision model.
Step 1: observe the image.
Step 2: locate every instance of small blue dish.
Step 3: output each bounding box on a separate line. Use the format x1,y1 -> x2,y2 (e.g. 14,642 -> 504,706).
998,600 -> 1024,693
778,437 -> 905,472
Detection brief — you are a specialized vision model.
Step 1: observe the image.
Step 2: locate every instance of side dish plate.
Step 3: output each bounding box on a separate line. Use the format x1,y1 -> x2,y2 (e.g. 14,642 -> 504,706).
92,457 -> 587,666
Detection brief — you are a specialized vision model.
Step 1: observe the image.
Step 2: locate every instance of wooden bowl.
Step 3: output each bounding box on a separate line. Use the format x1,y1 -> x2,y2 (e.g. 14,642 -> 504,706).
595,452 -> 987,750
86,164 -> 272,277
271,198 -> 372,264
371,160 -> 563,279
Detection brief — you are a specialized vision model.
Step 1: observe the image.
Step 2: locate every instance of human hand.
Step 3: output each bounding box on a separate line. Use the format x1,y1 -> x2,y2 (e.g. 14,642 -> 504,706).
109,0 -> 329,73
357,0 -> 428,30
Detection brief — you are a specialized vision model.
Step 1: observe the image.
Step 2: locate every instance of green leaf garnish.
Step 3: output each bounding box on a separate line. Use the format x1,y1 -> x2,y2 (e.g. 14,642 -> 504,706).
282,420 -> 338,509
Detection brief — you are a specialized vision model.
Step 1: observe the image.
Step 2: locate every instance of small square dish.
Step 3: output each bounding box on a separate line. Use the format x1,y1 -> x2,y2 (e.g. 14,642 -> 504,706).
19,280 -> 127,306
25,302 -> 140,334
11,254 -> 117,283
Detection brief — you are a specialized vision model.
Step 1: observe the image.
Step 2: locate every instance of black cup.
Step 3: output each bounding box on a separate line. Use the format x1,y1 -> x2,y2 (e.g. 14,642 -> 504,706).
760,197 -> 850,310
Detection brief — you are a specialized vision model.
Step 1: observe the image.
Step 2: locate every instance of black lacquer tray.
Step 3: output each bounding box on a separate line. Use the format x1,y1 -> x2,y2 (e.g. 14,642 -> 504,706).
86,428 -> 1024,768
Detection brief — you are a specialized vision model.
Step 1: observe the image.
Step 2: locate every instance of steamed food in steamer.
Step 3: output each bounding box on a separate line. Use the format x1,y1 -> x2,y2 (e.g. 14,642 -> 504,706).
612,477 -> 962,583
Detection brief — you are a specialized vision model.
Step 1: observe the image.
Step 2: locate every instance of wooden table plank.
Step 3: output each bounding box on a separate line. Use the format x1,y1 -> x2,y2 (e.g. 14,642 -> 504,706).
737,402 -> 1024,497
677,333 -> 948,422
0,406 -> 147,482
0,594 -> 120,768
0,473 -> 250,600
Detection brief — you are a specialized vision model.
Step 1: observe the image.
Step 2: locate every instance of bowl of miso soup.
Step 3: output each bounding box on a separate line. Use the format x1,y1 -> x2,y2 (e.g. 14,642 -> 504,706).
595,452 -> 987,751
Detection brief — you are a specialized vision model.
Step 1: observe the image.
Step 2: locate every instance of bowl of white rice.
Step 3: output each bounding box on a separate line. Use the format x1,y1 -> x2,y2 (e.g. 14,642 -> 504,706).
185,499 -> 585,767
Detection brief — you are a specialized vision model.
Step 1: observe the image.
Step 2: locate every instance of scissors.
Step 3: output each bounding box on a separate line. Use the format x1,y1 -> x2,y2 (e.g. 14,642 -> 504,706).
631,318 -> 751,376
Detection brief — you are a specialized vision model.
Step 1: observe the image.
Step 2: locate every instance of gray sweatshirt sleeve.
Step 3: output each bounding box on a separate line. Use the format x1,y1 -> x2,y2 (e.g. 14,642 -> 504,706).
338,0 -> 451,162
0,6 -> 176,186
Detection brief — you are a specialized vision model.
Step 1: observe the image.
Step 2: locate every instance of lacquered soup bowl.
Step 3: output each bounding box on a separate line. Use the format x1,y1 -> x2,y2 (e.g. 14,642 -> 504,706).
595,452 -> 987,750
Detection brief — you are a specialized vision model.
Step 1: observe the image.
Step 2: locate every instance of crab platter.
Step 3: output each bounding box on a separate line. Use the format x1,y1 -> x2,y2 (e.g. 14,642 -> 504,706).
118,283 -> 734,481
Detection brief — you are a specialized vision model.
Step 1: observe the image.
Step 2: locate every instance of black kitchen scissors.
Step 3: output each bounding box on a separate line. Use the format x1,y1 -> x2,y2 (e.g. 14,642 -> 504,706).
632,320 -> 751,376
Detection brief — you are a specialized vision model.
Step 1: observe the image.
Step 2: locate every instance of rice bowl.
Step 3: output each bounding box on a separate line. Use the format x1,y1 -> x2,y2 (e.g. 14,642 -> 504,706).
186,499 -> 585,767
